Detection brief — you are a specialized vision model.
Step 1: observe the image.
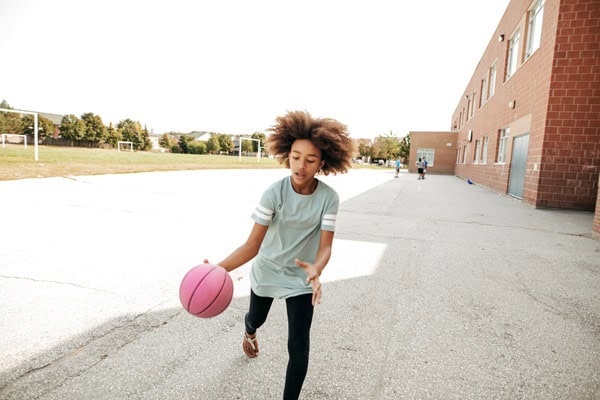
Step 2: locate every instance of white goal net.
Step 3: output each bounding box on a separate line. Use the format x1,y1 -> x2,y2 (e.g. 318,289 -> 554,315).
1,134 -> 27,148
117,141 -> 134,152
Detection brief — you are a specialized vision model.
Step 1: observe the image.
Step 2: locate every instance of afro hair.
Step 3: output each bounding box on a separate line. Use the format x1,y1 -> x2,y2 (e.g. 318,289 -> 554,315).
266,110 -> 352,175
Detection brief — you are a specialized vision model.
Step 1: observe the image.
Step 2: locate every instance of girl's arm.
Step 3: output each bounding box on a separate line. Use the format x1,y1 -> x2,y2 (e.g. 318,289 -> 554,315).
295,229 -> 335,305
214,223 -> 268,272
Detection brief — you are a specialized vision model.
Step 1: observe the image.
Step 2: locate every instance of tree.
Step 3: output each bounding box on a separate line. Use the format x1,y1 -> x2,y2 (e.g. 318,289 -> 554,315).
187,141 -> 207,154
356,139 -> 374,160
206,134 -> 221,154
105,123 -> 122,147
251,132 -> 266,152
398,133 -> 411,162
60,114 -> 87,141
0,100 -> 22,134
117,119 -> 151,150
142,125 -> 152,150
21,114 -> 53,140
217,133 -> 234,154
178,134 -> 194,153
159,133 -> 178,150
81,112 -> 107,143
241,137 -> 254,153
373,132 -> 400,161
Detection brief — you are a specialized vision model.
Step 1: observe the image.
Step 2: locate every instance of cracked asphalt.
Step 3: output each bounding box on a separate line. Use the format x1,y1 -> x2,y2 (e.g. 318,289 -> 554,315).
1,169 -> 599,400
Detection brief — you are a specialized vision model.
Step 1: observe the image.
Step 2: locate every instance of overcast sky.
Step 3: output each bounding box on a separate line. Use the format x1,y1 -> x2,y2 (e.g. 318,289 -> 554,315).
0,0 -> 509,139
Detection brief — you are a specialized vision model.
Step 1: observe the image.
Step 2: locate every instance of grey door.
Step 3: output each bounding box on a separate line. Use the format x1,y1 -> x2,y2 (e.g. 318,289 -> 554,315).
508,134 -> 529,199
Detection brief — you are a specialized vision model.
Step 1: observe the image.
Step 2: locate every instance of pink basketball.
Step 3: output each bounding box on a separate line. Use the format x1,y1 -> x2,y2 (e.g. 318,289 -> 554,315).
179,264 -> 233,318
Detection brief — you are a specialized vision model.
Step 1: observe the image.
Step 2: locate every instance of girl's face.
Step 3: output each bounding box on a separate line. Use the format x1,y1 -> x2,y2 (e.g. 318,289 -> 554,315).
289,139 -> 324,189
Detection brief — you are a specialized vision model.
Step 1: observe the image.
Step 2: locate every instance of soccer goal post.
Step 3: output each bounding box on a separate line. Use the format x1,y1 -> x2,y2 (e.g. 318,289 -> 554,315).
117,141 -> 134,152
0,108 -> 38,161
1,134 -> 27,149
238,137 -> 261,162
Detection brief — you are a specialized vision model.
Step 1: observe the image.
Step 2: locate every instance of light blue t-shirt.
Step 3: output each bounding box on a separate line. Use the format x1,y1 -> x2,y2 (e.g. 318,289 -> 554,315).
250,176 -> 339,298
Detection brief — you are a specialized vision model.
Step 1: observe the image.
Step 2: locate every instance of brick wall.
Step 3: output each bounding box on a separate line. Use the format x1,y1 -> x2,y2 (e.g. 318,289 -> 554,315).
538,0 -> 600,209
450,0 -> 599,211
408,131 -> 457,174
452,0 -> 558,201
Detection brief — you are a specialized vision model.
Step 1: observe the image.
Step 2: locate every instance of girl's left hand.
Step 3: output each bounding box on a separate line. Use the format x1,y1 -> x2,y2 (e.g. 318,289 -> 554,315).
295,258 -> 322,305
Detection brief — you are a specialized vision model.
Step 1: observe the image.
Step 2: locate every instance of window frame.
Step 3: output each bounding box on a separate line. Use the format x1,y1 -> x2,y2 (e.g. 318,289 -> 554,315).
416,148 -> 435,167
481,136 -> 488,164
526,0 -> 544,59
497,128 -> 509,164
489,62 -> 497,98
480,74 -> 488,107
506,30 -> 521,80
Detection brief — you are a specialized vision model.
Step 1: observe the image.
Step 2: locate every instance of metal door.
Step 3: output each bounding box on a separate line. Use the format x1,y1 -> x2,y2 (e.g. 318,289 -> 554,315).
508,134 -> 529,199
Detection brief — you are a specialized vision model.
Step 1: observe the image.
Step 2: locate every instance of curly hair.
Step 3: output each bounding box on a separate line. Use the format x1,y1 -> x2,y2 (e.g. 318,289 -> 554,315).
266,110 -> 353,175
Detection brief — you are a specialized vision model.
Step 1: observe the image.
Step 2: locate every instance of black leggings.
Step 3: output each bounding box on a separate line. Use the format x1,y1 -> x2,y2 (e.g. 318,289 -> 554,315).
245,290 -> 314,400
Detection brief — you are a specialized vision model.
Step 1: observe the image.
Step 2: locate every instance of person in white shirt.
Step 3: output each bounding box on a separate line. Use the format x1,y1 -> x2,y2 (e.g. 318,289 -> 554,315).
416,157 -> 425,179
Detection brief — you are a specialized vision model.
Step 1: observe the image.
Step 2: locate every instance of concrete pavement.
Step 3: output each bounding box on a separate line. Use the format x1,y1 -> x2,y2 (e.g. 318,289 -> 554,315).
0,168 -> 599,399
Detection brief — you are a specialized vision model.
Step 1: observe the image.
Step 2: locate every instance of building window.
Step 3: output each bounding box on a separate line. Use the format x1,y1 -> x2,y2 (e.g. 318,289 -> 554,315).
481,136 -> 488,164
471,92 -> 477,117
474,140 -> 481,164
462,145 -> 467,164
507,30 -> 521,79
466,99 -> 471,121
417,148 -> 434,167
526,0 -> 544,59
497,128 -> 509,163
489,62 -> 496,97
456,149 -> 461,164
480,75 -> 488,107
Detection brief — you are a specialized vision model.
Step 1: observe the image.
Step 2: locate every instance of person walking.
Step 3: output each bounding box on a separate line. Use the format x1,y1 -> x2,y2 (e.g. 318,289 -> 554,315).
422,157 -> 428,179
416,157 -> 425,180
394,156 -> 401,178
206,110 -> 352,400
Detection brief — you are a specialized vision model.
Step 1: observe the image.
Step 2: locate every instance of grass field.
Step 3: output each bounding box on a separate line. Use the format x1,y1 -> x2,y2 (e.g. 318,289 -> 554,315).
0,144 -> 381,180
0,145 -> 286,180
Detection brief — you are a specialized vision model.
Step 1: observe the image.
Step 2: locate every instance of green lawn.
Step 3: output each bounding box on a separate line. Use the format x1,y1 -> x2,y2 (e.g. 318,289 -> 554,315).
0,145 -> 285,180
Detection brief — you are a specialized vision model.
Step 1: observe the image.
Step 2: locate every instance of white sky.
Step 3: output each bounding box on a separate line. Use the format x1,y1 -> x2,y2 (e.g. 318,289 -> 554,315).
0,0 -> 509,139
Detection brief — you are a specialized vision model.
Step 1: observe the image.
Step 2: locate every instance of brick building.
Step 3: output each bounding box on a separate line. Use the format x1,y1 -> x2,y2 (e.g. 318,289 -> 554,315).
408,131 -> 457,175
445,0 -> 599,233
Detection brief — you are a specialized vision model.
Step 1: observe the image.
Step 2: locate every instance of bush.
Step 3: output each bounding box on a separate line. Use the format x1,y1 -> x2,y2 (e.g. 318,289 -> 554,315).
187,141 -> 207,154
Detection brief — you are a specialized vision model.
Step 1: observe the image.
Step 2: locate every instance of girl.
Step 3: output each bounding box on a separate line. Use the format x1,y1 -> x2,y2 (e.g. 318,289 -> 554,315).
208,110 -> 352,399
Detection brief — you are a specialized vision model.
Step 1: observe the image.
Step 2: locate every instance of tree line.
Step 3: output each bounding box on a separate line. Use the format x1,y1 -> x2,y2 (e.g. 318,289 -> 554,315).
159,131 -> 266,155
356,131 -> 411,164
0,100 -> 152,150
1,99 -> 411,158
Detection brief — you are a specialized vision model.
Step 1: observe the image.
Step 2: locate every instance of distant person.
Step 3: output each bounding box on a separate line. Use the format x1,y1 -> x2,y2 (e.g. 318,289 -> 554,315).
205,110 -> 352,400
394,157 -> 401,178
423,157 -> 428,179
416,157 -> 425,180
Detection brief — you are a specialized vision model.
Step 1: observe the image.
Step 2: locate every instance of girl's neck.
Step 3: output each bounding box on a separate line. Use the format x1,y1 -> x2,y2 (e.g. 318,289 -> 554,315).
291,177 -> 318,195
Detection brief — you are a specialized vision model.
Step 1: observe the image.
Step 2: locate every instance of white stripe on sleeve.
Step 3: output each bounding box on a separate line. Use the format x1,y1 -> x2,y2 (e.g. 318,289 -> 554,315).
322,214 -> 336,228
254,204 -> 274,221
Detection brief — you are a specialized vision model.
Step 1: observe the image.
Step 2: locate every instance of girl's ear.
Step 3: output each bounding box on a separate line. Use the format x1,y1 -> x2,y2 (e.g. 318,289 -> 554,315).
319,160 -> 325,169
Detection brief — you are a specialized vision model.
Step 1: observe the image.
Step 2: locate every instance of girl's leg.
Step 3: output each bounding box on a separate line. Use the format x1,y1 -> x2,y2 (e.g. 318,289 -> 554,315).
283,294 -> 314,400
245,290 -> 273,335
243,290 -> 273,357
